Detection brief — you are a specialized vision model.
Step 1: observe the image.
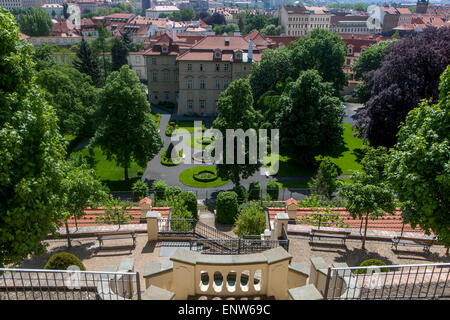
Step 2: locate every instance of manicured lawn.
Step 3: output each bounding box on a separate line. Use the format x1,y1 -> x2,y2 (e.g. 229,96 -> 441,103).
326,123 -> 363,175
266,123 -> 364,178
172,120 -> 205,134
186,135 -> 214,149
75,146 -> 146,191
179,166 -> 230,188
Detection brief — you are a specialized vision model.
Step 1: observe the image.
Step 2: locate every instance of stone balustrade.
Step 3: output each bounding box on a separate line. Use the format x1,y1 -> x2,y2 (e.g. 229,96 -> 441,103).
143,247 -> 310,300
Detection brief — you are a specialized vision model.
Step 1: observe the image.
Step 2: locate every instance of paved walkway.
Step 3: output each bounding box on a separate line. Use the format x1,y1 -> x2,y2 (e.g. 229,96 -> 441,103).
143,103 -> 361,199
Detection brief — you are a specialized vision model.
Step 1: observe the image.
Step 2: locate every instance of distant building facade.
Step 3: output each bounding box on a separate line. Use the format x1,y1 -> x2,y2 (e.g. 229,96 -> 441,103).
279,5 -> 332,37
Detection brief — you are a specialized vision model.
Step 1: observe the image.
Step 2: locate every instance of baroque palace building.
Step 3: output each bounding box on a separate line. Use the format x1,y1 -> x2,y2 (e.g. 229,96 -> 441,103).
144,30 -> 296,116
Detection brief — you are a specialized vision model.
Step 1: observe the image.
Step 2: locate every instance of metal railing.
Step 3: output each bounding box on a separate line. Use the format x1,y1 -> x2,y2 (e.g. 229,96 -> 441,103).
157,218 -> 287,255
0,268 -> 141,300
189,238 -> 289,255
324,263 -> 450,300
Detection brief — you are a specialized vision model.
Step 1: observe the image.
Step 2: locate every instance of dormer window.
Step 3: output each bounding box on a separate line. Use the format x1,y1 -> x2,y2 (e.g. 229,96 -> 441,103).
347,45 -> 353,55
161,45 -> 168,54
235,50 -> 242,61
214,49 -> 222,60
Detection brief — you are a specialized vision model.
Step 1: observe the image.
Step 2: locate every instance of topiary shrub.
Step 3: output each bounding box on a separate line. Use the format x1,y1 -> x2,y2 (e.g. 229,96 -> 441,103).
44,252 -> 86,271
266,178 -> 279,201
161,149 -> 182,166
234,202 -> 266,237
152,180 -> 167,202
233,185 -> 248,205
193,169 -> 217,182
179,191 -> 198,219
132,180 -> 149,201
165,186 -> 183,199
216,191 -> 238,224
248,182 -> 261,201
354,259 -> 390,274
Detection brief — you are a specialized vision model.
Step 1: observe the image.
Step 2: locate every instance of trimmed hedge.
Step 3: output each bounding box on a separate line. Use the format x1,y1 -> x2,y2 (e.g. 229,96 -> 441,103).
44,252 -> 86,271
179,191 -> 198,219
233,185 -> 248,205
216,191 -> 238,224
354,259 -> 390,274
193,170 -> 217,182
132,180 -> 149,201
166,186 -> 183,199
161,149 -> 183,166
248,182 -> 261,201
266,178 -> 279,201
152,180 -> 167,202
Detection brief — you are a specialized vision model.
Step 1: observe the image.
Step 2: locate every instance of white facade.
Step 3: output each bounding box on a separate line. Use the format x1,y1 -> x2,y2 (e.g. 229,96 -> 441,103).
0,0 -> 22,10
145,5 -> 179,18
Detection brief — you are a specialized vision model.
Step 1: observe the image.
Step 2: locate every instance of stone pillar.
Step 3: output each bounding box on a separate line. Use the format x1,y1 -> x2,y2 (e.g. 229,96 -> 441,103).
309,257 -> 329,296
274,213 -> 289,240
146,211 -> 160,241
262,229 -> 272,241
139,197 -> 152,220
285,198 -> 298,220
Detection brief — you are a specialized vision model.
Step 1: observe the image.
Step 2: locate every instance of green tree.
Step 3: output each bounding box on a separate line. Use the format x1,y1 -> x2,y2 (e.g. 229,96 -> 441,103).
32,42 -> 56,71
178,191 -> 198,219
249,47 -> 295,103
0,10 -> 67,266
62,161 -> 108,247
275,70 -> 345,164
308,158 -> 340,200
73,37 -> 101,87
266,178 -> 279,201
352,40 -> 398,80
234,202 -> 266,236
216,191 -> 239,224
63,3 -> 70,19
91,65 -> 163,180
111,36 -> 129,71
212,78 -> 263,185
18,8 -> 53,36
339,147 -> 396,249
260,24 -> 282,35
95,198 -> 133,225
152,180 -> 167,202
387,66 -> 450,252
36,64 -> 99,139
290,29 -> 348,94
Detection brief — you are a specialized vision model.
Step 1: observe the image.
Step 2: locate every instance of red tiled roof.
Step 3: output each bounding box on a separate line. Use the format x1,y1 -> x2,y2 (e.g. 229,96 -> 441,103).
286,198 -> 298,207
66,206 -> 170,227
267,207 -> 430,233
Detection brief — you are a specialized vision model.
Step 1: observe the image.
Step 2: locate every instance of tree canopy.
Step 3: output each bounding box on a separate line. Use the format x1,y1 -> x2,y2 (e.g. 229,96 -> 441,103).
111,36 -> 129,71
274,70 -> 345,164
387,66 -> 450,248
289,29 -> 348,94
355,27 -> 450,148
18,7 -> 53,36
36,64 -> 100,140
212,78 -> 263,185
73,37 -> 102,87
339,146 -> 396,249
91,65 -> 163,180
0,10 -> 67,266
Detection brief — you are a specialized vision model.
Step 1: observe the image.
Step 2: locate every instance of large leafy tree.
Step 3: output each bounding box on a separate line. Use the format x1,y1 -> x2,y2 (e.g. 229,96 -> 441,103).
18,7 -> 53,36
0,10 -> 66,266
387,66 -> 450,251
355,27 -> 450,148
289,29 -> 348,94
36,64 -> 99,140
32,42 -> 56,71
275,70 -> 345,164
339,147 -> 396,250
91,65 -> 163,180
111,36 -> 129,71
73,37 -> 102,87
249,47 -> 295,104
212,78 -> 263,186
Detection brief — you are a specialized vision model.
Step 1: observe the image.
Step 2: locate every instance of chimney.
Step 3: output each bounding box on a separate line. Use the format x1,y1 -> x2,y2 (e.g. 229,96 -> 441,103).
248,39 -> 253,62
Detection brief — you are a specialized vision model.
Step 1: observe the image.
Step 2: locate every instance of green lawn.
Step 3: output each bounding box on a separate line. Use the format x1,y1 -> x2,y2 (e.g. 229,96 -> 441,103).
179,166 -> 230,188
172,120 -> 205,134
75,146 -> 146,191
266,123 -> 364,178
276,180 -> 310,189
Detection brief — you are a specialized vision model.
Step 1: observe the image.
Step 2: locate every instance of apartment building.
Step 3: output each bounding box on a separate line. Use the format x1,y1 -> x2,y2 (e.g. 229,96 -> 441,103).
330,15 -> 370,34
279,5 -> 332,37
0,0 -> 22,10
144,31 -> 292,116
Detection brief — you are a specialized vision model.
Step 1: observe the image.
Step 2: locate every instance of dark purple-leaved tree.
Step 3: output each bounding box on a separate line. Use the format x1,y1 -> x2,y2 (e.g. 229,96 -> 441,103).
355,27 -> 450,148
